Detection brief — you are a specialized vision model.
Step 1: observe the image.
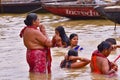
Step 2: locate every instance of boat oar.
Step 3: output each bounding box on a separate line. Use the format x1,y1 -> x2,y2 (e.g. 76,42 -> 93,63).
114,54 -> 120,63
114,22 -> 116,31
26,6 -> 43,14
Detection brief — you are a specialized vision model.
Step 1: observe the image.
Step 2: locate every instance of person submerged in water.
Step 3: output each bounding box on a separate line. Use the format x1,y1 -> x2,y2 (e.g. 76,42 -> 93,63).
68,33 -> 83,51
105,38 -> 120,51
52,26 -> 70,47
60,49 -> 90,68
90,41 -> 118,75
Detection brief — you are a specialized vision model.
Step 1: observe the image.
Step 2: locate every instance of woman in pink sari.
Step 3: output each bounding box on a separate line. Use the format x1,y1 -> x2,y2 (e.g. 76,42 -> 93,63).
20,13 -> 52,74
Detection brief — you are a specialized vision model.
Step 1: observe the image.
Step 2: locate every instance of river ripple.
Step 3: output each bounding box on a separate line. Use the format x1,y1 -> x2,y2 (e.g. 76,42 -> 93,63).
0,13 -> 120,80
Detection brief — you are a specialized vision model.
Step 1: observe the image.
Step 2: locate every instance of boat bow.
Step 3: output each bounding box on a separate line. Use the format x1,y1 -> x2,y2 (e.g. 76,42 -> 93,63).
94,5 -> 120,24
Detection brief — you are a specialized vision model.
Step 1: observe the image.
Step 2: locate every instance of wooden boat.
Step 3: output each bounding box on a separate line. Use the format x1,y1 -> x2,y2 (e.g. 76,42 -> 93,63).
0,0 -> 43,13
95,5 -> 120,24
94,5 -> 120,30
0,0 -> 72,13
42,0 -> 117,19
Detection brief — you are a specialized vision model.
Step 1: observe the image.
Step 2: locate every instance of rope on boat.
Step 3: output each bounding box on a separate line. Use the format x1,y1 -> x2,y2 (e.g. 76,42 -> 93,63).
24,0 -> 66,14
26,6 -> 43,14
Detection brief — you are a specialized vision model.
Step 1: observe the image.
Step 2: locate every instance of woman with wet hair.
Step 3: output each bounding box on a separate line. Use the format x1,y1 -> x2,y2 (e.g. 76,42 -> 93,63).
60,49 -> 90,68
19,13 -> 52,74
52,26 -> 70,47
68,33 -> 83,51
90,41 -> 118,75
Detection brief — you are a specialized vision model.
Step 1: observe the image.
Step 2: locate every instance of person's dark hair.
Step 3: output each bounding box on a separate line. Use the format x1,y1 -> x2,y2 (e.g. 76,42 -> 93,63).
24,13 -> 38,26
69,33 -> 78,40
97,41 -> 111,52
55,26 -> 70,46
68,49 -> 78,56
105,38 -> 116,45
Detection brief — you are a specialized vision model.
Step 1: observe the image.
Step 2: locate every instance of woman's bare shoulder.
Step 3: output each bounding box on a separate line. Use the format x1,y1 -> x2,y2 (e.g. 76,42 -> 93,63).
97,56 -> 108,63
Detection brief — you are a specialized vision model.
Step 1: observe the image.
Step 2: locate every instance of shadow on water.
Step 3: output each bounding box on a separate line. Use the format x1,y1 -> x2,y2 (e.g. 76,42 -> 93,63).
0,13 -> 120,80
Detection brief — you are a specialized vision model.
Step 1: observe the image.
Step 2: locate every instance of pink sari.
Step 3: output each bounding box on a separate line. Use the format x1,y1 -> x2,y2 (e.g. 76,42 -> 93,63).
20,26 -> 52,73
26,48 -> 52,73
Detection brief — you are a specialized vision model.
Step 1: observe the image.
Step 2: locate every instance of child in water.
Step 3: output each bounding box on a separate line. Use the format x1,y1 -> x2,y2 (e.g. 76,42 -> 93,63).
60,49 -> 90,68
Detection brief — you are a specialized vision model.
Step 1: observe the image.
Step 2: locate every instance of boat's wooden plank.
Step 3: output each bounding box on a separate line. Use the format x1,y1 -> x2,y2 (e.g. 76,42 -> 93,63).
104,6 -> 120,12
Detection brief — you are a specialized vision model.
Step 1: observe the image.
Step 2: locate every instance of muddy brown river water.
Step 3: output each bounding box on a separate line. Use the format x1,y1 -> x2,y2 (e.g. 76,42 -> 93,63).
0,13 -> 120,80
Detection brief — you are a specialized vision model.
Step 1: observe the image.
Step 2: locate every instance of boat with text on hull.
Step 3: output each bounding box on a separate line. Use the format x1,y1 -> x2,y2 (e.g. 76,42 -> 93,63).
42,0 -> 117,19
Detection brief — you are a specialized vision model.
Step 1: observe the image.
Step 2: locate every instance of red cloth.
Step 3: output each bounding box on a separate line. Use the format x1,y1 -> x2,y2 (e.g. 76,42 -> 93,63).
26,48 -> 52,73
91,50 -> 102,74
91,50 -> 111,74
46,48 -> 52,73
19,26 -> 37,38
92,50 -> 106,58
19,27 -> 27,38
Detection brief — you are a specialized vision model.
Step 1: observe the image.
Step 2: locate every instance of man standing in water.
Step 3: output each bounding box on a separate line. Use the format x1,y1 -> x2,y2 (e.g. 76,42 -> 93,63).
90,41 -> 118,75
19,13 -> 52,74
